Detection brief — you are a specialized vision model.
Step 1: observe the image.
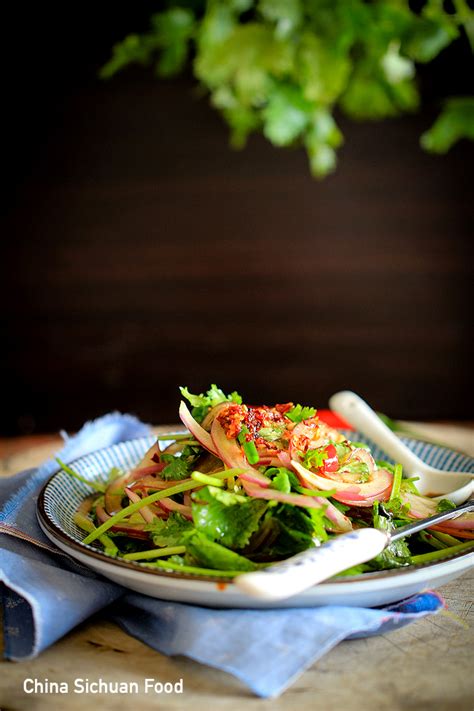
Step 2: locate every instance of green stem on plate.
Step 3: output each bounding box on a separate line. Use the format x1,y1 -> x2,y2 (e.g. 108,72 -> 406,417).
191,472 -> 225,487
73,512 -> 118,555
295,486 -> 337,498
56,457 -> 106,493
122,546 -> 186,561
82,480 -> 202,545
408,541 -> 474,565
142,560 -> 262,577
389,464 -> 403,501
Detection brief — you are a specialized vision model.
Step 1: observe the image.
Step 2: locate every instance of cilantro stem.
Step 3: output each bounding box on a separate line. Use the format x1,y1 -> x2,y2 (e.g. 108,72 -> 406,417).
389,464 -> 403,502
82,480 -> 201,545
142,560 -> 263,577
154,433 -> 191,441
56,457 -> 105,493
192,472 -> 224,487
194,468 -> 244,479
122,546 -> 186,561
432,530 -> 462,547
73,512 -> 118,555
295,486 -> 337,498
408,541 -> 474,565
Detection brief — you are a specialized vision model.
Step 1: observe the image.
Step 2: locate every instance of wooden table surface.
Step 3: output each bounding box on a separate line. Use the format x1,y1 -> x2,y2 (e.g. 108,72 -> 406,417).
1,423 -> 473,711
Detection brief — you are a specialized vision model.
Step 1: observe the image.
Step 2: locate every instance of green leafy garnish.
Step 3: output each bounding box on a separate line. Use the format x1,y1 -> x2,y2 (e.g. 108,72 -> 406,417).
270,468 -> 291,493
303,448 -> 328,469
101,4 -> 474,178
186,531 -> 257,571
179,384 -> 242,422
145,512 -> 195,548
192,485 -> 266,549
160,454 -> 190,481
372,502 -> 411,569
160,444 -> 202,480
56,457 -> 106,493
286,404 -> 316,423
389,464 -> 403,502
436,498 -> 457,513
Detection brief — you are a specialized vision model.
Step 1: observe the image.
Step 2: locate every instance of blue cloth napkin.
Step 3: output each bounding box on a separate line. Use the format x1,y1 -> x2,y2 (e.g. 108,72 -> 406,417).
0,414 -> 444,698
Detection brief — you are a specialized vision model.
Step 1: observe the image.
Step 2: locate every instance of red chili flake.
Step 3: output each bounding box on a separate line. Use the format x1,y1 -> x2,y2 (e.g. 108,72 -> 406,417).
217,404 -> 246,439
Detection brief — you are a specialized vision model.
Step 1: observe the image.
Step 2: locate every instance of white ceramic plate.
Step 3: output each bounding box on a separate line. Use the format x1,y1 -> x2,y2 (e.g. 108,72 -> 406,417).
37,434 -> 474,609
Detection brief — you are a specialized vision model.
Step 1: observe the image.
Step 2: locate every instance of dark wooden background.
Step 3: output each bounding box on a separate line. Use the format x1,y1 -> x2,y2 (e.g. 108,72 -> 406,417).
1,4 -> 473,435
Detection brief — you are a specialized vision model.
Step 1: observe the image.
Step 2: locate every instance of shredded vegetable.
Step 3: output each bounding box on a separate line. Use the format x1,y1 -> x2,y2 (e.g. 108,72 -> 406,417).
65,385 -> 474,576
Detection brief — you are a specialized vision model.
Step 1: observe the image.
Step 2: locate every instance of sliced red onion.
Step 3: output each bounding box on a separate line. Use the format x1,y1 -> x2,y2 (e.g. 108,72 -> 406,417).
277,451 -> 292,468
130,476 -> 193,492
241,479 -> 324,509
136,441 -> 161,469
125,487 -> 156,523
402,492 -> 474,530
104,472 -> 135,515
239,470 -> 273,487
429,525 -> 474,539
292,461 -> 392,505
157,497 -> 193,520
288,418 -> 320,459
179,401 -> 220,456
211,418 -> 271,488
95,503 -> 111,523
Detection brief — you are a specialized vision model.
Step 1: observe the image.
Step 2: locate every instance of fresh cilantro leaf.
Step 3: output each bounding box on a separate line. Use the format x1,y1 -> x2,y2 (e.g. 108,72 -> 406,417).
102,5 -> 473,178
270,468 -> 291,493
262,83 -> 311,146
186,531 -> 257,571
160,444 -> 202,480
192,485 -> 267,549
400,478 -> 421,496
436,498 -> 456,513
421,97 -> 474,153
266,466 -> 300,490
308,507 -> 330,543
259,504 -> 316,558
145,513 -> 195,547
371,502 -> 411,569
179,384 -> 242,422
286,404 -> 316,423
160,454 -> 190,481
303,448 -> 328,469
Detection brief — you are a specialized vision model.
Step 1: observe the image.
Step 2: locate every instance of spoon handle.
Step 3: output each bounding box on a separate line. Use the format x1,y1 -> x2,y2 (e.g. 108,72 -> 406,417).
235,529 -> 388,601
329,391 -> 434,474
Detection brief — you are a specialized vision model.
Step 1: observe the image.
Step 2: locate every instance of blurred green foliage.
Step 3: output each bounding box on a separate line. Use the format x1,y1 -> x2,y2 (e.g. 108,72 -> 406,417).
101,0 -> 474,177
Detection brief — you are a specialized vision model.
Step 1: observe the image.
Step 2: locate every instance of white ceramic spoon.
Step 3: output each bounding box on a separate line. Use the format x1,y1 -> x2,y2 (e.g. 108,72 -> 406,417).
329,391 -> 473,505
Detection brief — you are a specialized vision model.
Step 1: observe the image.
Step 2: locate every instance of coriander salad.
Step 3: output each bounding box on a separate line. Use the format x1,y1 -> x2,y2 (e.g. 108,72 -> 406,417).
61,386 -> 474,579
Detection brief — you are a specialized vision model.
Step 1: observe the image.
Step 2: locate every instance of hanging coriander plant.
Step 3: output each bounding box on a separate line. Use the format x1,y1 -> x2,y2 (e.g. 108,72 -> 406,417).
101,0 -> 474,177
